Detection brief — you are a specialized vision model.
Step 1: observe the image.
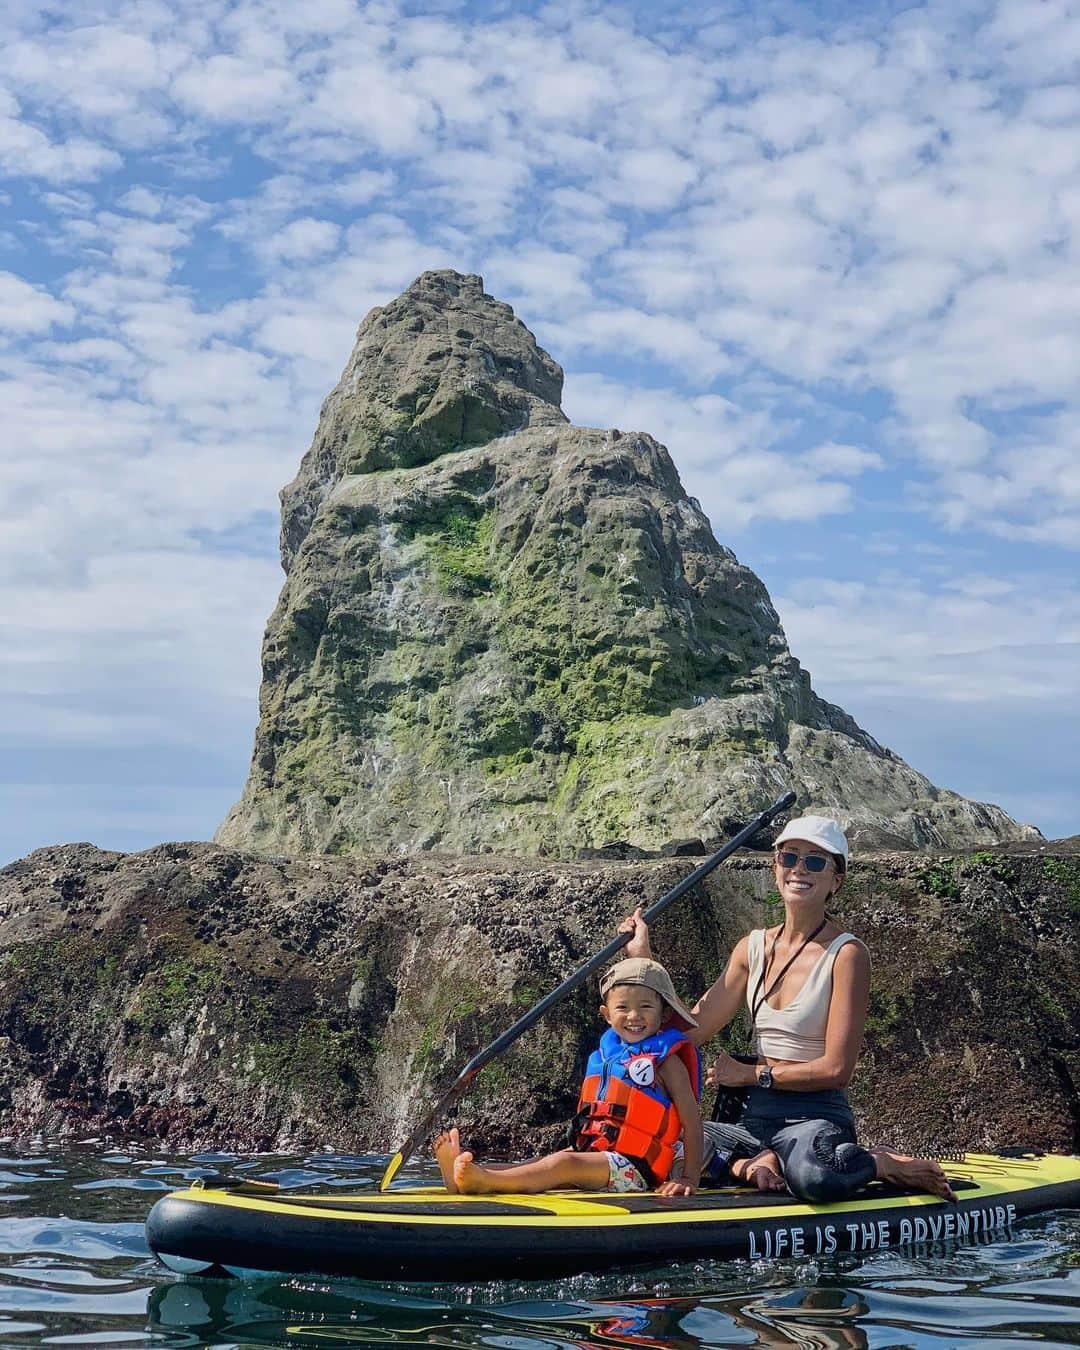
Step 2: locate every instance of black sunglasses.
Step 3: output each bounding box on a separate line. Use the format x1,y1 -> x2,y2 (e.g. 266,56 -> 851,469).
775,850 -> 832,872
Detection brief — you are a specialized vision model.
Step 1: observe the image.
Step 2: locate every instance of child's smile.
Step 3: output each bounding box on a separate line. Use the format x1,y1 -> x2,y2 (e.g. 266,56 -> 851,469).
601,985 -> 665,1042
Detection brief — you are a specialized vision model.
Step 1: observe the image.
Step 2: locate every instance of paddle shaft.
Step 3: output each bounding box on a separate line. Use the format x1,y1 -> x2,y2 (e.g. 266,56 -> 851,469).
378,788 -> 796,1188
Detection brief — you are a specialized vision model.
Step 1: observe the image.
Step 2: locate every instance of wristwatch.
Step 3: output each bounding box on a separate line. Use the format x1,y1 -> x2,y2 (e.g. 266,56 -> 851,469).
756,1065 -> 774,1089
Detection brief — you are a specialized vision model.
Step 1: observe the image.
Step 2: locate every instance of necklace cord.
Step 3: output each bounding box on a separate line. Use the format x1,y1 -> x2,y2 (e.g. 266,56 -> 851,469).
749,916 -> 829,1028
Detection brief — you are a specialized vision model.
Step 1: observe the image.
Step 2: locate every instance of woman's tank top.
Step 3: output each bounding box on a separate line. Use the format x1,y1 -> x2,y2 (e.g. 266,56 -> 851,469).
746,928 -> 866,1062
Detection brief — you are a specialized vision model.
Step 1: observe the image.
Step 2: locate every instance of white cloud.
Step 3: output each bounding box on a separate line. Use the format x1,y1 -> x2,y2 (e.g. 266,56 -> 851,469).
776,571 -> 1080,705
171,53 -> 295,121
110,218 -> 193,278
301,51 -> 439,155
4,26 -> 172,111
0,272 -> 74,334
256,307 -> 357,374
543,308 -> 727,379
993,515 -> 1080,548
773,564 -> 1080,835
405,51 -> 494,132
259,216 -> 341,262
223,0 -> 359,41
332,169 -> 396,206
803,442 -> 884,475
1,570 -> 282,873
118,185 -> 164,217
0,102 -> 121,181
604,148 -> 698,210
1,0 -> 1078,857
735,87 -> 853,154
543,187 -> 627,256
485,246 -> 592,312
140,342 -> 280,413
39,187 -> 96,215
2,23 -> 179,147
418,147 -> 533,232
563,372 -> 857,528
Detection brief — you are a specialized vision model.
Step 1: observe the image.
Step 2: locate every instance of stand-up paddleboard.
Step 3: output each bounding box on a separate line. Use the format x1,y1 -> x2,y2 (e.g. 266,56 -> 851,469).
147,1151 -> 1079,1281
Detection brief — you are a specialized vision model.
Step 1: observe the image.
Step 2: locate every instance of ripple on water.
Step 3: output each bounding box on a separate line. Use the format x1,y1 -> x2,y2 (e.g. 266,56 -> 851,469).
0,1142 -> 1077,1348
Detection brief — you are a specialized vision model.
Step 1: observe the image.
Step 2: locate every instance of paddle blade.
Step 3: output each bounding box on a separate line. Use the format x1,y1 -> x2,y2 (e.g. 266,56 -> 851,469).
378,1077 -> 470,1191
378,1150 -> 405,1192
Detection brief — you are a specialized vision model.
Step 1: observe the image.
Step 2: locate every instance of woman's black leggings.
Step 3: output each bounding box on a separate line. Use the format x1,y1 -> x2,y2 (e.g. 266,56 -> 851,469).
704,1109 -> 877,1203
765,1118 -> 877,1203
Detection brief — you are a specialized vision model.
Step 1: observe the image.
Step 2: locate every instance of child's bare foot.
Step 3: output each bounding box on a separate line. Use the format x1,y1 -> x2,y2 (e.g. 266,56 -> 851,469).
452,1151 -> 492,1194
433,1128 -> 463,1193
870,1148 -> 957,1202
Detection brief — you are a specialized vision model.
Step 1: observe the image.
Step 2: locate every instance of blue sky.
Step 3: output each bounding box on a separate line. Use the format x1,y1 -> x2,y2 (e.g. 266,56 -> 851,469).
2,0 -> 1078,865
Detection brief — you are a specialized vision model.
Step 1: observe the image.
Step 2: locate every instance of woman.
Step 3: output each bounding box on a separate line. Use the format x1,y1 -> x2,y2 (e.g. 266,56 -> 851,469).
621,814 -> 955,1203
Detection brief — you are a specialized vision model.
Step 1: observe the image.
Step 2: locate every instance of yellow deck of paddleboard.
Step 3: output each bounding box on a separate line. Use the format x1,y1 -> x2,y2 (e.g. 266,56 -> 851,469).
173,1152 -> 1080,1229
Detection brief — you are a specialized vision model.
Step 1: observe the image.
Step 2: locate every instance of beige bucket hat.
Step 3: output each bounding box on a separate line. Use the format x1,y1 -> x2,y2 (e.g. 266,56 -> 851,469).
600,957 -> 698,1028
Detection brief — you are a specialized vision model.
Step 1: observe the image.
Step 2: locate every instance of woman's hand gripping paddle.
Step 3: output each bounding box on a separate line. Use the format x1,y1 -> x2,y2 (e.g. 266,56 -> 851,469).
377,788 -> 797,1190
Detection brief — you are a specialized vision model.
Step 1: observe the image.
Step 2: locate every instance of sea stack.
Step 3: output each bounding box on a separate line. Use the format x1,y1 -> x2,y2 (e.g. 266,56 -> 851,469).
217,270 -> 1036,857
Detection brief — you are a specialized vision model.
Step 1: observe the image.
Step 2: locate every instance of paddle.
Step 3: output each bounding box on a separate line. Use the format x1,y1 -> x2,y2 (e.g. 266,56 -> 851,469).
377,787 -> 797,1190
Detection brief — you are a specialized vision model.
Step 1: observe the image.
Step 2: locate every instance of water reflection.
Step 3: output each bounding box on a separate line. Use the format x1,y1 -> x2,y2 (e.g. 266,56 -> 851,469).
725,1287 -> 867,1349
145,1267 -> 1080,1349
0,1143 -> 1077,1348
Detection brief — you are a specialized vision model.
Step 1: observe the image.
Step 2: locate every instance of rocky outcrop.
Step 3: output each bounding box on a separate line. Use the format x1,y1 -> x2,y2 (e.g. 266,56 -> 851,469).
1,839 -> 1076,1156
278,270 -> 567,570
217,269 -> 1037,857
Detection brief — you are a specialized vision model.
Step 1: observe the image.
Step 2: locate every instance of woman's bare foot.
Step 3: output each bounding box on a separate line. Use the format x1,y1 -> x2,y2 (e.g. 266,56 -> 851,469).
433,1127 -> 463,1193
870,1148 -> 957,1202
733,1149 -> 787,1192
747,1162 -> 787,1192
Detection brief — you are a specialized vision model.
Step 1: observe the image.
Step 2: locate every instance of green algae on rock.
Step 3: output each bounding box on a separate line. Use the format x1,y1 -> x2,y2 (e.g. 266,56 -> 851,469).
217,269 -> 1037,858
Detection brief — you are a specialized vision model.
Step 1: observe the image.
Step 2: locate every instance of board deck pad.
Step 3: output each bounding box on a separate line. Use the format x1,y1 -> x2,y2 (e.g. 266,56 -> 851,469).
247,1174 -> 981,1217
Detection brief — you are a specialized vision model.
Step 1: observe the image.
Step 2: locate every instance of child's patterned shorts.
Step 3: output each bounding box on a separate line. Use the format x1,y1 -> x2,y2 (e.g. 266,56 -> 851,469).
603,1151 -> 649,1192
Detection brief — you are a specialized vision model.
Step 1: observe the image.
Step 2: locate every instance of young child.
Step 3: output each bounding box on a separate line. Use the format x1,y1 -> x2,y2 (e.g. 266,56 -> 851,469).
433,957 -> 704,1197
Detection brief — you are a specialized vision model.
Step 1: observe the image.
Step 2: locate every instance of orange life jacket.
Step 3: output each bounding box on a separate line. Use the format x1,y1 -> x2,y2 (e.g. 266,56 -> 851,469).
573,1027 -> 701,1185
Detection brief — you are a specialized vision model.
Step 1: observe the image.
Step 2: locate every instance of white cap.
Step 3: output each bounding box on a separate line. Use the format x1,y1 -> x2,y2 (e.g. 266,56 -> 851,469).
774,815 -> 849,864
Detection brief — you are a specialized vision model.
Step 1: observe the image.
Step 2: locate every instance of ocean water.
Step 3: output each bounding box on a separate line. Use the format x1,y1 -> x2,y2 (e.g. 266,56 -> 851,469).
0,1142 -> 1077,1348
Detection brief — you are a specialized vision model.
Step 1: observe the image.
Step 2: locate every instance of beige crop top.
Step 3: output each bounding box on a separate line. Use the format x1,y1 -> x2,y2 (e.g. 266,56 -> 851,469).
746,928 -> 867,1062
